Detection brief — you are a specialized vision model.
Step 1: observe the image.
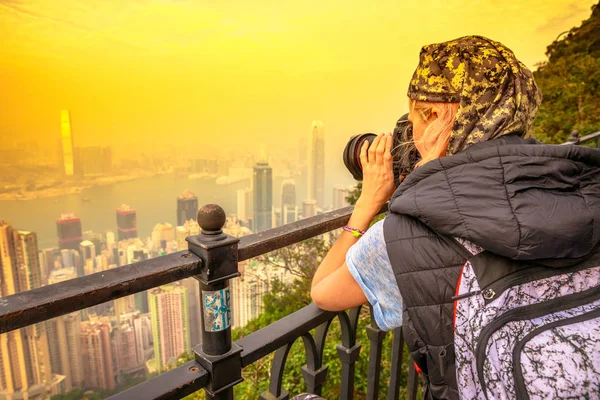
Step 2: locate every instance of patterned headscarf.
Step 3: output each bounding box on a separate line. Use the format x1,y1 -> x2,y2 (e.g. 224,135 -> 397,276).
407,35 -> 542,155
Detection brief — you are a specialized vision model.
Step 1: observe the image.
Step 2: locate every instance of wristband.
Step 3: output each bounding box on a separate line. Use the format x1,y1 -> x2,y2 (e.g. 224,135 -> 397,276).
343,226 -> 366,238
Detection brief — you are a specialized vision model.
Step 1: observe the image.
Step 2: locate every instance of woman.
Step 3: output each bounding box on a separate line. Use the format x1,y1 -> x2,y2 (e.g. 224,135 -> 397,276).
311,36 -> 600,399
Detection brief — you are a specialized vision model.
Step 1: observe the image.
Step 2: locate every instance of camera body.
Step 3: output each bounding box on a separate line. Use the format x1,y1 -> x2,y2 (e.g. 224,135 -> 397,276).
342,113 -> 419,186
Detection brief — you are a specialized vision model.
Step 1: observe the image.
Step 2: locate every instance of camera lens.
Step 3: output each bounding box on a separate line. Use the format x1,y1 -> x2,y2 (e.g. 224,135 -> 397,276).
342,114 -> 418,185
342,133 -> 377,181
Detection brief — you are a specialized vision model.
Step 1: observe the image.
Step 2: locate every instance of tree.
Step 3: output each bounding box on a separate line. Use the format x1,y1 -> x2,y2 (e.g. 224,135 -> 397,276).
531,2 -> 600,144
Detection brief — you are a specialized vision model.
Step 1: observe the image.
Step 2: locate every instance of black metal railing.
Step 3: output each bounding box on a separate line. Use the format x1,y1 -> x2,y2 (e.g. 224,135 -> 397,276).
563,129 -> 600,146
1,130 -> 598,400
1,202 -> 415,399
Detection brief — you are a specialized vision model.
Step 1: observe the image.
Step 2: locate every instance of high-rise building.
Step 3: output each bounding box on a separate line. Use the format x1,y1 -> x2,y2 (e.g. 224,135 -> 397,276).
106,231 -> 116,250
60,109 -> 75,176
333,185 -> 352,209
177,189 -> 198,226
0,222 -> 57,398
308,120 -> 325,208
303,199 -> 318,218
80,240 -> 96,276
60,248 -> 82,277
14,231 -> 43,290
117,204 -> 137,241
253,162 -> 272,232
39,247 -> 61,284
80,318 -> 115,391
149,284 -> 190,372
113,311 -> 149,376
82,231 -> 104,253
236,187 -> 253,222
151,223 -> 175,251
56,213 -> 82,251
46,267 -> 83,391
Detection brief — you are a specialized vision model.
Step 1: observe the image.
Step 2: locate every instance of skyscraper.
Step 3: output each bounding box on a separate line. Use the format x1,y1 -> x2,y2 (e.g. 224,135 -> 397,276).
309,120 -> 325,208
46,267 -> 83,391
116,204 -> 137,241
60,109 -> 75,176
0,222 -> 56,398
149,284 -> 190,372
177,189 -> 198,226
253,162 -> 272,232
56,213 -> 82,251
80,240 -> 96,276
80,318 -> 115,391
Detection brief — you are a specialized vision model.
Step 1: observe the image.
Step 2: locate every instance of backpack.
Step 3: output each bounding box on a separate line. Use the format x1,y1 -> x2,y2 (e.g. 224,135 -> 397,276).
444,236 -> 600,399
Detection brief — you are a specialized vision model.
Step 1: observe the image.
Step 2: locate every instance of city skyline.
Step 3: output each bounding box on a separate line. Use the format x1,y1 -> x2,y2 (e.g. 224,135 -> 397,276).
2,2 -> 597,397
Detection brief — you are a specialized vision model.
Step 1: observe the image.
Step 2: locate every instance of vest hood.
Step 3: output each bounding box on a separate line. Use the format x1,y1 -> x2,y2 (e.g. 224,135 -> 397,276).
388,136 -> 600,264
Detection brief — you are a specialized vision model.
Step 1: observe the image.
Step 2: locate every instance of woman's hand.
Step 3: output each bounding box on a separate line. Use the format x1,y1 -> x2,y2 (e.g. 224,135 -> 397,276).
356,133 -> 396,214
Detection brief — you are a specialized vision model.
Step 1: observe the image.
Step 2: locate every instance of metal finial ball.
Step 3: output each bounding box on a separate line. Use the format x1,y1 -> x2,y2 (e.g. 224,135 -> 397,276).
197,204 -> 226,233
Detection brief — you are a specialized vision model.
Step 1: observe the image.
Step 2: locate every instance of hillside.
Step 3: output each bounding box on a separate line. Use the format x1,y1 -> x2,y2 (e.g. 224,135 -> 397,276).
532,2 -> 600,143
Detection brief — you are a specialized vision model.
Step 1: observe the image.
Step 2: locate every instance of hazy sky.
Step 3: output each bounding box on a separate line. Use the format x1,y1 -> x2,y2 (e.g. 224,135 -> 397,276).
0,0 -> 596,157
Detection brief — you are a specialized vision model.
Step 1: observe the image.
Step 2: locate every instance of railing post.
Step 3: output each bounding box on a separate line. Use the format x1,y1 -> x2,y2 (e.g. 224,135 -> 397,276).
567,129 -> 580,144
187,204 -> 243,399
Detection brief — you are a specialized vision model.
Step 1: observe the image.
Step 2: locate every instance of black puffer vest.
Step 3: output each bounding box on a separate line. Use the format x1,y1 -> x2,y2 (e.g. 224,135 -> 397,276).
384,213 -> 465,399
383,135 -> 600,400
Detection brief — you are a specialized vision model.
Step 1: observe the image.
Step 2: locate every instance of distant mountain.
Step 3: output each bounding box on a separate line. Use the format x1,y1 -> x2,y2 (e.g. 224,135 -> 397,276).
532,2 -> 600,144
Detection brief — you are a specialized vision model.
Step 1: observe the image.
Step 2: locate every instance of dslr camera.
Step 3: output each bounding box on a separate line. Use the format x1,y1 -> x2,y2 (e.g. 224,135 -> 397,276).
343,114 -> 419,186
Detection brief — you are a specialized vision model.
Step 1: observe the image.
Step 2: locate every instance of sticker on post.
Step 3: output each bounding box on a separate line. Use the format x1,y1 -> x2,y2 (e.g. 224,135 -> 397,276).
203,288 -> 231,332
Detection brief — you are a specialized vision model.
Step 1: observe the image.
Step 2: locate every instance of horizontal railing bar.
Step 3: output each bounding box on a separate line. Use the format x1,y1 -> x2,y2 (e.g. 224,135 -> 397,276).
108,360 -> 209,400
1,204 -> 387,334
0,251 -> 202,334
238,204 -> 388,261
235,303 -> 336,367
561,130 -> 600,145
578,131 -> 600,144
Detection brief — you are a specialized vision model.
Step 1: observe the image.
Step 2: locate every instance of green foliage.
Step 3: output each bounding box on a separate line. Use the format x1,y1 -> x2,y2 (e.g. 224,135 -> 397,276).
532,2 -> 600,144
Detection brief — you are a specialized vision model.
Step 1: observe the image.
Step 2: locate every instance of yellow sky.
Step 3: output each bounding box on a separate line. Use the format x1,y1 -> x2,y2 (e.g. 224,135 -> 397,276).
0,0 -> 596,156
